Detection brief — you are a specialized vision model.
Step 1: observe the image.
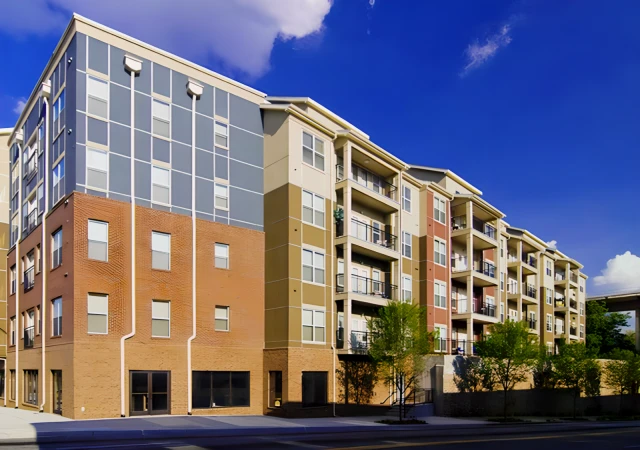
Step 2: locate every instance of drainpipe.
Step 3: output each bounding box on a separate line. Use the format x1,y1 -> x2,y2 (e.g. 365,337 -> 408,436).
330,133 -> 337,417
14,130 -> 24,407
1,357 -> 5,406
39,81 -> 51,413
120,57 -> 142,417
186,80 -> 203,415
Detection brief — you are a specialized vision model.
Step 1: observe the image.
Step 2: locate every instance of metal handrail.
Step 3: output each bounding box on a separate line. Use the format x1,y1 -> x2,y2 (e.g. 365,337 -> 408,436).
475,261 -> 496,278
24,326 -> 34,348
528,319 -> 537,330
337,218 -> 397,251
335,273 -> 397,300
335,164 -> 398,201
473,218 -> 496,240
451,215 -> 467,230
569,299 -> 578,310
473,301 -> 496,317
24,266 -> 35,292
24,153 -> 37,181
522,254 -> 537,268
522,283 -> 537,299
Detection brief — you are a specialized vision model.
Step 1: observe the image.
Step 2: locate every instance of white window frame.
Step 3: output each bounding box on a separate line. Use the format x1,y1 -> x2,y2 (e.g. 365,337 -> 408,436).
10,316 -> 16,346
151,231 -> 171,271
152,165 -> 171,205
434,196 -> 446,224
214,121 -> 228,148
151,300 -> 171,338
88,220 -> 109,262
434,280 -> 447,308
302,131 -> 325,171
152,99 -> 171,139
434,325 -> 447,352
546,314 -> 553,332
87,75 -> 108,120
402,276 -> 412,303
579,302 -> 584,316
52,89 -> 65,135
434,238 -> 446,266
51,228 -> 63,269
214,183 -> 229,210
215,306 -> 230,331
302,307 -> 325,343
87,293 -> 109,335
302,249 -> 325,285
402,185 -> 411,212
546,261 -> 552,277
402,232 -> 412,258
580,324 -> 584,338
500,272 -> 504,291
86,148 -> 109,192
10,265 -> 16,295
52,157 -> 65,205
215,243 -> 229,269
302,190 -> 325,228
52,297 -> 62,337
546,288 -> 552,305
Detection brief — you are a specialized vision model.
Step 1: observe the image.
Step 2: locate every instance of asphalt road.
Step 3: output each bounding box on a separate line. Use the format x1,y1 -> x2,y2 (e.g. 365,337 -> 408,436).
9,425 -> 640,450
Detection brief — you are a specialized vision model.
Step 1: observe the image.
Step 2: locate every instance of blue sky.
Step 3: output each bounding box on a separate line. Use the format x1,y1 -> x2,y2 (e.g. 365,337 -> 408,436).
1,0 -> 638,326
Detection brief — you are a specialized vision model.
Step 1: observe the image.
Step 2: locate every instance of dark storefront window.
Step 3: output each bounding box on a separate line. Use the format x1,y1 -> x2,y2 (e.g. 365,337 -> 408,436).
269,371 -> 282,408
192,371 -> 249,408
302,372 -> 327,407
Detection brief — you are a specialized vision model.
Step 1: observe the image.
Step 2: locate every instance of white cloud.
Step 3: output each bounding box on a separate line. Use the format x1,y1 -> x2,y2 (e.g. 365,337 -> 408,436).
461,22 -> 513,76
0,0 -> 333,77
593,251 -> 640,294
13,98 -> 27,115
546,240 -> 558,250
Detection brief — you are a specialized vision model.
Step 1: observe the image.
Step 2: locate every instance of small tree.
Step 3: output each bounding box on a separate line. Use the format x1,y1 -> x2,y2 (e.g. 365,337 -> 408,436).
475,320 -> 538,419
533,347 -> 557,390
553,342 -> 601,418
586,300 -> 634,357
337,360 -> 379,405
603,349 -> 640,414
368,300 -> 433,421
453,357 -> 494,392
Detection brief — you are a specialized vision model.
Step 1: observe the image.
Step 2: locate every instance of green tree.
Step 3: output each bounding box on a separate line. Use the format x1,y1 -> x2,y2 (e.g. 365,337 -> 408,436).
532,347 -> 557,390
453,357 -> 494,393
368,300 -> 433,421
553,342 -> 601,418
337,360 -> 379,405
603,349 -> 640,396
586,301 -> 634,357
475,320 -> 538,419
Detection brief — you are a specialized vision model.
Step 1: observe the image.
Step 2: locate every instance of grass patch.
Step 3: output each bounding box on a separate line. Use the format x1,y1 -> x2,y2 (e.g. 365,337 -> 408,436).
376,419 -> 427,425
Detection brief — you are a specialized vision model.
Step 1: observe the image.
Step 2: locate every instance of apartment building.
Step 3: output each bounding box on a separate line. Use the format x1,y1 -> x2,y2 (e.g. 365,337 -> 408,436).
5,15 -> 265,418
0,128 -> 10,401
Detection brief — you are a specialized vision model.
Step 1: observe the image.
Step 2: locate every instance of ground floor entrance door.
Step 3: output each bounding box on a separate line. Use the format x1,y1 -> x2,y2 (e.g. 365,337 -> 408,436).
52,370 -> 62,415
130,371 -> 170,416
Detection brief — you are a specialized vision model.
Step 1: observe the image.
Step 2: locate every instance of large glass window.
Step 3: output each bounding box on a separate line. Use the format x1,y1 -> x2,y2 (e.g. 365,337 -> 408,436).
53,89 -> 65,134
402,276 -> 412,303
434,196 -> 446,224
152,232 -> 171,270
214,122 -> 228,147
152,300 -> 171,337
87,148 -> 108,191
24,370 -> 38,405
192,371 -> 250,408
214,243 -> 229,269
52,297 -> 62,337
302,131 -> 324,171
302,249 -> 324,284
152,100 -> 170,138
402,232 -> 412,258
301,372 -> 327,407
403,185 -> 411,212
152,166 -> 170,205
52,158 -> 65,205
88,293 -> 108,334
51,228 -> 63,269
302,309 -> 325,342
434,239 -> 446,266
215,306 -> 229,331
302,190 -> 325,227
87,76 -> 108,119
214,184 -> 228,210
88,220 -> 108,261
434,281 -> 447,308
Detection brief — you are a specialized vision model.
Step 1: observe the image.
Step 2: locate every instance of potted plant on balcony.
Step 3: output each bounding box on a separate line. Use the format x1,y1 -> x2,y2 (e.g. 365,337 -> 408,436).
334,208 -> 344,236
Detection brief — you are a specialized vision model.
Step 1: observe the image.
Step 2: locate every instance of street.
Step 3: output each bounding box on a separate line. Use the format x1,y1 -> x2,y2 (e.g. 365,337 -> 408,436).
8,424 -> 640,450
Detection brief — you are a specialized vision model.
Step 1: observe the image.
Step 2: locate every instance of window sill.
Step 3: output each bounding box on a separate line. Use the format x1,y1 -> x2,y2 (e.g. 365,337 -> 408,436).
21,402 -> 39,409
151,268 -> 172,273
50,335 -> 62,340
301,281 -> 325,288
151,336 -> 171,340
301,221 -> 326,232
50,264 -> 63,273
302,341 -> 327,345
302,161 -> 325,174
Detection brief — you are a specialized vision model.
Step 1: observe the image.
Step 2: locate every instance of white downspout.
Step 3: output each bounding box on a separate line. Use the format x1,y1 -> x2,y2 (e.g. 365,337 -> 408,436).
330,133 -> 337,417
15,132 -> 24,407
186,80 -> 202,415
120,57 -> 141,417
40,82 -> 51,412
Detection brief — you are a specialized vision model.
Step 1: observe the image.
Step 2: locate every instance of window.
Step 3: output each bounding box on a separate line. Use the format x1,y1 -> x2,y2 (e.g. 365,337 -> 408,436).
88,76 -> 108,119
546,342 -> 553,355
53,89 -> 65,134
402,185 -> 411,212
152,232 -> 171,270
302,249 -> 324,284
302,190 -> 325,227
215,243 -> 229,269
500,240 -> 505,258
546,288 -> 552,305
402,232 -> 412,258
10,316 -> 16,346
192,371 -> 249,408
24,370 -> 38,405
434,325 -> 447,352
10,265 -> 16,295
434,281 -> 447,308
546,314 -> 553,332
546,261 -> 552,277
500,272 -> 504,291
88,220 -> 108,261
214,183 -> 229,210
302,372 -> 327,407
434,239 -> 446,266
51,228 -> 63,269
152,300 -> 170,337
9,370 -> 16,401
302,309 -> 325,342
402,276 -> 412,303
52,158 -> 65,205
152,100 -> 170,138
0,370 -> 4,400
152,166 -> 170,205
215,306 -> 229,331
579,302 -> 584,316
214,122 -> 228,147
500,303 -> 505,322
269,371 -> 283,408
52,297 -> 62,337
302,131 -> 324,171
434,196 -> 446,223
88,294 -> 108,334
580,324 -> 584,338
86,148 -> 108,191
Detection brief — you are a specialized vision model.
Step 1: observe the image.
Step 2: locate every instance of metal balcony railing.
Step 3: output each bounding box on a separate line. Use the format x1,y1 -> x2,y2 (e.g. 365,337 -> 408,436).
555,273 -> 566,282
24,210 -> 37,234
24,153 -> 37,181
451,255 -> 468,272
569,299 -> 578,310
24,326 -> 34,348
555,325 -> 565,335
446,338 -> 481,355
570,273 -> 578,284
522,283 -> 537,299
336,328 -> 372,353
335,164 -> 397,201
473,301 -> 496,318
555,297 -> 566,307
473,218 -> 496,240
569,326 -> 578,336
528,319 -> 537,330
522,254 -> 537,268
451,215 -> 467,230
336,219 -> 397,251
475,261 -> 496,278
24,266 -> 35,292
335,274 -> 397,300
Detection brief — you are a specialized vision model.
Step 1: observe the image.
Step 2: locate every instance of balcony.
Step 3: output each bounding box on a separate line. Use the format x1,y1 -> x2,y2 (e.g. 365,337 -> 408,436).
24,326 -> 35,348
569,299 -> 578,310
336,219 -> 397,253
473,218 -> 496,240
451,216 -> 498,250
528,319 -> 538,331
336,164 -> 398,213
336,274 -> 397,305
555,325 -> 565,336
23,267 -> 35,292
554,273 -> 566,285
336,329 -> 372,354
522,283 -> 537,302
473,301 -> 497,318
24,210 -> 38,234
569,326 -> 578,337
23,153 -> 37,182
569,273 -> 579,286
451,258 -> 498,287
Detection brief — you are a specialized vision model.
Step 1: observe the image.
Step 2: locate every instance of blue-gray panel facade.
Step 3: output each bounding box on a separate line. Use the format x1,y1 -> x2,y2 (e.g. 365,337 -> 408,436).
109,83 -> 131,125
230,94 -> 263,136
171,106 -> 191,145
196,84 -> 214,117
215,88 -> 228,118
87,117 -> 108,145
195,177 -> 213,213
110,123 -> 130,157
135,160 -> 151,200
88,37 -> 109,75
171,170 -> 191,209
215,154 -> 228,180
134,92 -> 151,132
195,115 -> 213,151
153,138 -> 170,163
230,159 -> 263,194
152,63 -> 171,97
109,46 -> 131,87
195,149 -> 213,179
229,187 -> 263,227
171,71 -> 191,110
171,142 -> 191,174
109,153 -> 131,195
135,130 -> 151,162
134,57 -> 152,94
229,126 -> 263,168
76,32 -> 86,71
